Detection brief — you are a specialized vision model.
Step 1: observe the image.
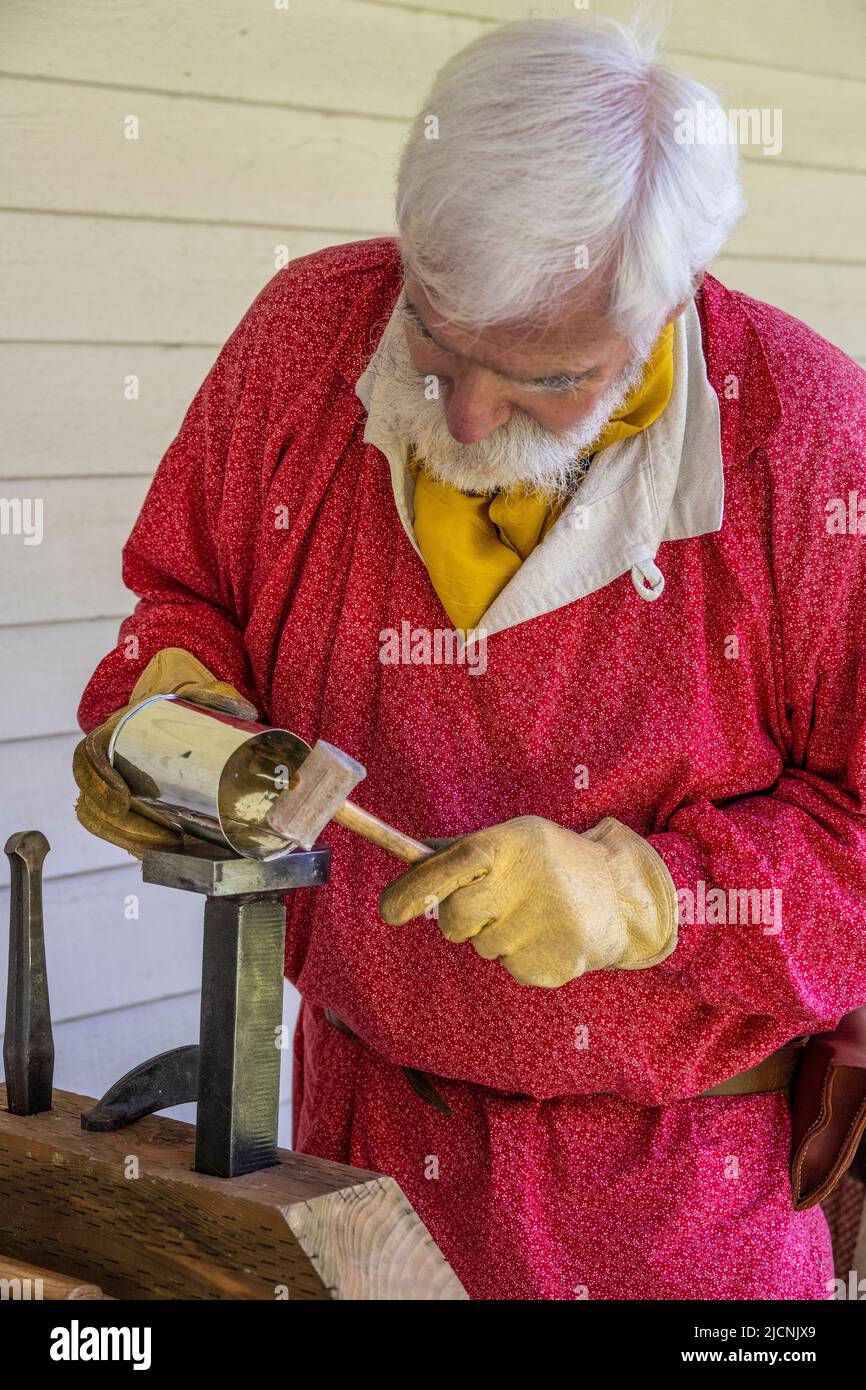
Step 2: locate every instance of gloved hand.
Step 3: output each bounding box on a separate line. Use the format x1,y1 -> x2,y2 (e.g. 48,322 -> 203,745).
379,814 -> 678,988
73,647 -> 258,858
124,647 -> 259,722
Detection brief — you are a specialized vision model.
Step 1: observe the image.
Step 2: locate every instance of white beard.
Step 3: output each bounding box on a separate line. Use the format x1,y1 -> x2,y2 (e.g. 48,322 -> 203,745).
371,312 -> 651,498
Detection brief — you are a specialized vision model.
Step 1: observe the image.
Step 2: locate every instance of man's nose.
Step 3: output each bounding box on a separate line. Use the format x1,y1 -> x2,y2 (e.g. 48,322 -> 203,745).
443,372 -> 511,444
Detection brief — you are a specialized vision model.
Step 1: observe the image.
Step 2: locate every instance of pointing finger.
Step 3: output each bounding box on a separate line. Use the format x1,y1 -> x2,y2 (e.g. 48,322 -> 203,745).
379,836 -> 493,925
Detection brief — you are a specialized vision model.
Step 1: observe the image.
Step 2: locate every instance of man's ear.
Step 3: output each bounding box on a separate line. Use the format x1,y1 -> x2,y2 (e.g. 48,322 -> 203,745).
670,272 -> 706,322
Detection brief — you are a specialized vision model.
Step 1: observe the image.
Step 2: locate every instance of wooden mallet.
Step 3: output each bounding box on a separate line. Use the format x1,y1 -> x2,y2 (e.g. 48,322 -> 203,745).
266,739 -> 434,864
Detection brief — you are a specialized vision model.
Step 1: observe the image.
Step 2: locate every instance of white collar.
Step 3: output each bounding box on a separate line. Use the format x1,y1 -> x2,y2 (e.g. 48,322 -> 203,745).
355,293 -> 723,641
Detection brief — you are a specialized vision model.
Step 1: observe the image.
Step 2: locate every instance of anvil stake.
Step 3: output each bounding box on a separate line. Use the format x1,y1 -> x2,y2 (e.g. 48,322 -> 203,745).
4,830 -> 54,1115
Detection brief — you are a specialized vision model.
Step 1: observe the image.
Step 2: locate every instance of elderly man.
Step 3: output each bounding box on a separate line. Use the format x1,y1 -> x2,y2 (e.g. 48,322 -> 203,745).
73,18 -> 866,1300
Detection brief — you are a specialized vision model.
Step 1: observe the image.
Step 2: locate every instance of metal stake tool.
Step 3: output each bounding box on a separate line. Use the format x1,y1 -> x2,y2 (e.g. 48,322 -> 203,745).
4,830 -> 54,1116
80,842 -> 330,1178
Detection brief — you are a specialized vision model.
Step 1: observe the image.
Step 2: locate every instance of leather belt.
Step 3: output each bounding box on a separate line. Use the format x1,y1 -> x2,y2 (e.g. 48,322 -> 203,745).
323,1007 -> 454,1115
698,1036 -> 807,1096
323,1008 -> 805,1113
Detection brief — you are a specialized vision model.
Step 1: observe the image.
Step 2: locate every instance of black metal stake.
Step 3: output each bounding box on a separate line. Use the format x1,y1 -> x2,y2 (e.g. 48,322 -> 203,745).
196,895 -> 286,1177
80,844 -> 330,1179
4,830 -> 54,1115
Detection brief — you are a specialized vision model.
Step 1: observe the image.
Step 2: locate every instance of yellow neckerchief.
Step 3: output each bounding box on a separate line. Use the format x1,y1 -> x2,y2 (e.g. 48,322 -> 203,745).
411,323 -> 674,632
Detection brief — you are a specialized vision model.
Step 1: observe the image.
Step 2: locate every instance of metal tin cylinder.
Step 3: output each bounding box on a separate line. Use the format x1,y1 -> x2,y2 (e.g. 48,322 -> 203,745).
108,695 -> 312,860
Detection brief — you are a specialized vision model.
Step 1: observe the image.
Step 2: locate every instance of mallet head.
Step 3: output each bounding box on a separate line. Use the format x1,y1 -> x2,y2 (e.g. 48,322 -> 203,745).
266,739 -> 366,850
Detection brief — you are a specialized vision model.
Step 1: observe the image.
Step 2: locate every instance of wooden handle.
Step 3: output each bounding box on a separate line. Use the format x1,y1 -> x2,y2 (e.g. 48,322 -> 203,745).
333,802 -> 434,863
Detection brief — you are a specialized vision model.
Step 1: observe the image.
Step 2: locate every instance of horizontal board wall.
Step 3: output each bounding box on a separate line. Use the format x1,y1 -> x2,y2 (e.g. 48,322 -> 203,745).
4,0 -> 865,112
374,0 -> 866,80
0,345 -> 217,480
0,213 -> 332,343
0,620 -> 123,738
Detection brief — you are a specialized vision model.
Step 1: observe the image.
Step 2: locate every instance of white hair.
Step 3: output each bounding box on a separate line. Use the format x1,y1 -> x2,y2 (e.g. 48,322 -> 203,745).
395,15 -> 745,348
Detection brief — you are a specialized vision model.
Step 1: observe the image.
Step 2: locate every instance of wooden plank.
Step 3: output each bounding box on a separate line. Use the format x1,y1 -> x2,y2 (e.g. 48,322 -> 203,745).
615,0 -> 866,81
376,0 -> 866,82
0,734 -> 131,884
682,53 -> 866,172
713,256 -> 866,359
5,0 -> 865,106
730,163 -> 866,262
0,345 -> 217,480
0,475 -> 148,623
0,866 -> 203,1021
2,3 -> 863,167
0,0 -> 485,119
0,78 -> 401,231
0,621 -> 124,738
0,1086 -> 468,1300
4,77 -> 866,254
0,213 -> 336,342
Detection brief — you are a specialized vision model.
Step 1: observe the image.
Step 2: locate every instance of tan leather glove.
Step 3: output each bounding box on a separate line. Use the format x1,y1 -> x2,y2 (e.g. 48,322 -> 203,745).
73,647 -> 258,859
379,814 -> 678,988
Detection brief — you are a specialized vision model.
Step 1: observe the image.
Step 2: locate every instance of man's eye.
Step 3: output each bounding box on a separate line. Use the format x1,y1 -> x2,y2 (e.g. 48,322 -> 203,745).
415,331 -> 445,357
525,375 -> 583,393
404,314 -> 441,349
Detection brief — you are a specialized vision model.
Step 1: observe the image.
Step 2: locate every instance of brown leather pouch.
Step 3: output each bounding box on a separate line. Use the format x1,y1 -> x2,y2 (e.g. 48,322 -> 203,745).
790,1006 -> 866,1210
